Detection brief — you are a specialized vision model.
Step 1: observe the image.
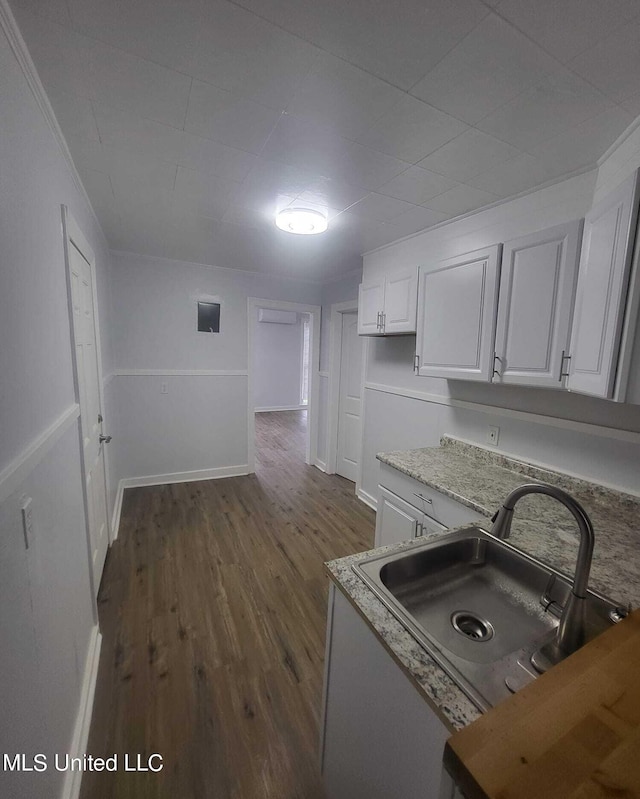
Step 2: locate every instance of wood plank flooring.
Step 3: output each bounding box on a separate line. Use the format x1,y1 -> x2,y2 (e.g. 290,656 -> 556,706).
80,411 -> 375,799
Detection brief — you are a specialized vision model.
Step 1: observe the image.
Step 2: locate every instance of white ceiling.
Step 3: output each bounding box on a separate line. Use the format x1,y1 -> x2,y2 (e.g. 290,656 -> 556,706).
11,0 -> 640,280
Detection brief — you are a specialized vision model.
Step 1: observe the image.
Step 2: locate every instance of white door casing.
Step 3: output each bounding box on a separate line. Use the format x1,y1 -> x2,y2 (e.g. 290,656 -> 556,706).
336,312 -> 363,483
64,210 -> 110,597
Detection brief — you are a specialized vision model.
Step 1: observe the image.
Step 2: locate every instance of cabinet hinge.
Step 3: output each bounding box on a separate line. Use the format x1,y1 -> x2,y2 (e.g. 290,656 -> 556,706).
492,352 -> 502,379
413,354 -> 420,373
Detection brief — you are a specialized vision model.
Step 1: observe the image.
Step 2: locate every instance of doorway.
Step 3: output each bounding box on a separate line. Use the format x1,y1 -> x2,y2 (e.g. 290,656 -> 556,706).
62,207 -> 111,599
247,298 -> 321,474
326,301 -> 365,483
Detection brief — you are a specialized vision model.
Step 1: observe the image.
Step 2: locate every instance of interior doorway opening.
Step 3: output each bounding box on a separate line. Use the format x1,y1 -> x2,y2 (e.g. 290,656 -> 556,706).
247,298 -> 321,474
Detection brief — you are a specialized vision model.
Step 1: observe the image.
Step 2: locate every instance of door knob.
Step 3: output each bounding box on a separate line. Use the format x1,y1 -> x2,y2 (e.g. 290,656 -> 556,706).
99,434 -> 112,444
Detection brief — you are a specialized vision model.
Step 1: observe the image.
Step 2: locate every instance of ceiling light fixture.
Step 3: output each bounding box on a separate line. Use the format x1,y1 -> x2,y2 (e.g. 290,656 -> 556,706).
275,207 -> 328,235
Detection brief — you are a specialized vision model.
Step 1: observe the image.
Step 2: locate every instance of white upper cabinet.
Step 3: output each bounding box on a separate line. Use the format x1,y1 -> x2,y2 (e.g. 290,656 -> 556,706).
493,220 -> 583,388
415,245 -> 502,381
382,269 -> 418,333
568,170 -> 640,400
358,268 -> 417,336
358,279 -> 385,335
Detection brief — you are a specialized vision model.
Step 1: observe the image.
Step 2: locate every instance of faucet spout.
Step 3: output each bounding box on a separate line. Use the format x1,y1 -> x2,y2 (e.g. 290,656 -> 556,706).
490,482 -> 595,656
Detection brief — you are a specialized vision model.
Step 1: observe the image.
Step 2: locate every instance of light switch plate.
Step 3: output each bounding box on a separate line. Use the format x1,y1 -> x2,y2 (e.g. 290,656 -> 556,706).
487,425 -> 500,446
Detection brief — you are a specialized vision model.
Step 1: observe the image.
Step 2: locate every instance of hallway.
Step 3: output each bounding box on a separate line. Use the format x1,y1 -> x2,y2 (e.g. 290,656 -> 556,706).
80,411 -> 375,798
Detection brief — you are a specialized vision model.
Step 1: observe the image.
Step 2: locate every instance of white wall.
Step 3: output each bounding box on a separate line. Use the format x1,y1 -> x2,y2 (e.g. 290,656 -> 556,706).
361,168 -> 640,502
253,311 -> 305,410
109,252 -> 322,482
0,8 -> 112,797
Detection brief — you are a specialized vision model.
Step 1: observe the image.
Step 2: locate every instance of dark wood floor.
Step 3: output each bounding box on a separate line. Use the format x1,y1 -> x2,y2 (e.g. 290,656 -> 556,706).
81,411 -> 375,798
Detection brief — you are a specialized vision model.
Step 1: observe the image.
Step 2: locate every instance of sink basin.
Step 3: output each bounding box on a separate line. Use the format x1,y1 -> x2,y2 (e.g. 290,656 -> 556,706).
353,527 -> 620,710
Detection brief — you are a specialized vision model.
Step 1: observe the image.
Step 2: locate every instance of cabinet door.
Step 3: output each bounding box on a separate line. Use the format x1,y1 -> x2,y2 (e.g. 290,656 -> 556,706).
322,586 -> 451,799
494,220 -> 582,388
375,486 -> 421,547
416,245 -> 502,381
568,170 -> 640,399
358,280 -> 385,336
421,512 -> 448,537
382,268 -> 418,333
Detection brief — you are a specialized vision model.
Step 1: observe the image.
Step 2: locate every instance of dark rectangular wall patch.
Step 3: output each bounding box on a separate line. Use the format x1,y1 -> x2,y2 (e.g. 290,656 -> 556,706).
197,301 -> 220,333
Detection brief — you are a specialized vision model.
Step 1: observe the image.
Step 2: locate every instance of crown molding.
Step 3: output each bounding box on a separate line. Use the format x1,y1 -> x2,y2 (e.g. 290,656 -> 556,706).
597,113 -> 640,168
0,0 -> 107,247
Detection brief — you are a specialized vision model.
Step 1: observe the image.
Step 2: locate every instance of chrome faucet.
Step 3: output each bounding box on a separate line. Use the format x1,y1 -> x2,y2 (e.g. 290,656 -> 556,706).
490,483 -> 595,658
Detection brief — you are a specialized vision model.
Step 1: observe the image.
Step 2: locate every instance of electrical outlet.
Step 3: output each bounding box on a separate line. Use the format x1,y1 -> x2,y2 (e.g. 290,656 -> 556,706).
160,382 -> 168,394
21,497 -> 33,549
487,425 -> 500,446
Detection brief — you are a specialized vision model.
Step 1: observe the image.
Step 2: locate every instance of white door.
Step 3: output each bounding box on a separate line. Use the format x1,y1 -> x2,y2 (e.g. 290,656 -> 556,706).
383,268 -> 418,334
416,245 -> 502,381
68,239 -> 109,595
336,312 -> 363,482
358,280 -> 385,335
494,220 -> 583,388
568,170 -> 640,399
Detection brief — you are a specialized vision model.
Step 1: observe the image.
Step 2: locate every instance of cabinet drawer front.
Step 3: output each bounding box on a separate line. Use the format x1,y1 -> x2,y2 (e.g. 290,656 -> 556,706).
379,462 -> 486,528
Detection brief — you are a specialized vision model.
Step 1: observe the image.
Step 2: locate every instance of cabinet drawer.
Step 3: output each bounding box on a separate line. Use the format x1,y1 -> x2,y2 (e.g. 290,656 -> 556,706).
379,462 -> 486,529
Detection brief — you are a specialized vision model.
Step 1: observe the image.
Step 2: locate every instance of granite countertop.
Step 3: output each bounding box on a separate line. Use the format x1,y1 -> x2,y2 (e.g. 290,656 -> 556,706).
326,436 -> 640,732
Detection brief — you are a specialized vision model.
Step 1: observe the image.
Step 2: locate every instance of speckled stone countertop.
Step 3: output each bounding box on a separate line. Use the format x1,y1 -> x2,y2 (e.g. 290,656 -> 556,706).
326,436 -> 640,731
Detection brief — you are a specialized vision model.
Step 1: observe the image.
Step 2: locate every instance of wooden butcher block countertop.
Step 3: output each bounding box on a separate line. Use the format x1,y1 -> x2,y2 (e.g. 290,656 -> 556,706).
444,611 -> 640,799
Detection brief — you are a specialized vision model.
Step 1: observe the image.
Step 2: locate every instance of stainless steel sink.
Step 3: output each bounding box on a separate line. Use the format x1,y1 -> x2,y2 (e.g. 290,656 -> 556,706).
353,527 -> 621,711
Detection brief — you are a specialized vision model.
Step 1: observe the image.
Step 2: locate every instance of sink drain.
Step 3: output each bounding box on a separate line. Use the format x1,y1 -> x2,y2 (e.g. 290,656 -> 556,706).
451,611 -> 494,642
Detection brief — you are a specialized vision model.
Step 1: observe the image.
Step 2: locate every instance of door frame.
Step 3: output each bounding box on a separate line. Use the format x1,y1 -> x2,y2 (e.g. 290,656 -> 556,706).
247,297 -> 321,473
325,300 -> 363,477
61,206 -> 111,608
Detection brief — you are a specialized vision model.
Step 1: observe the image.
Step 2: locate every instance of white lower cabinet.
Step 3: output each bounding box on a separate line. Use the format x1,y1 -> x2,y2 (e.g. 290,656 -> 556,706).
376,486 -> 428,546
375,465 -> 484,548
321,584 -> 455,799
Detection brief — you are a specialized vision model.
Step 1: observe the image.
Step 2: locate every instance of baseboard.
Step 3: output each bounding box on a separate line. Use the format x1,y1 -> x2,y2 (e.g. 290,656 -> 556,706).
61,625 -> 102,799
110,480 -> 125,542
314,458 -> 327,472
357,487 -> 377,511
255,405 -> 309,413
120,464 -> 249,491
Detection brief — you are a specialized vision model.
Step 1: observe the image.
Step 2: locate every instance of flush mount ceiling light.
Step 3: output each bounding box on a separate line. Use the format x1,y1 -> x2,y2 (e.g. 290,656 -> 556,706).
275,208 -> 328,235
